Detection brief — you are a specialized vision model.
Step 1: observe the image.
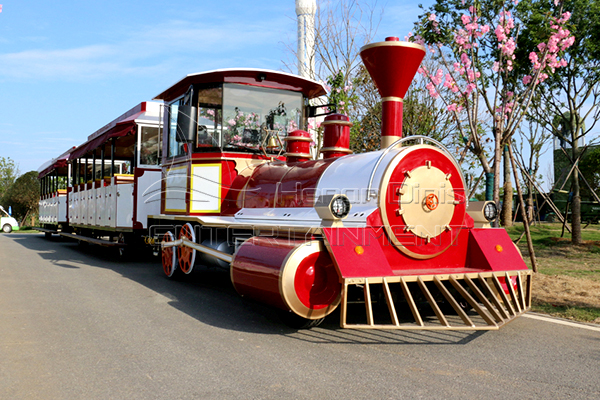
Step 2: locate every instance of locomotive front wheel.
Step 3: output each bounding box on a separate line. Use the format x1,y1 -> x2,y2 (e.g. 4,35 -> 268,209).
162,231 -> 178,278
177,223 -> 196,274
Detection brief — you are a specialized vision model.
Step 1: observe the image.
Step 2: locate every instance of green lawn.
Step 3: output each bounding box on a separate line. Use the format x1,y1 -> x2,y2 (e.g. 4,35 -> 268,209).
505,223 -> 600,323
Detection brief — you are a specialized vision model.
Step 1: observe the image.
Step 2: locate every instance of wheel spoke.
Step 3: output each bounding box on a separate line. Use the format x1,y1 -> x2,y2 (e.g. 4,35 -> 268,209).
161,231 -> 177,277
177,223 -> 196,274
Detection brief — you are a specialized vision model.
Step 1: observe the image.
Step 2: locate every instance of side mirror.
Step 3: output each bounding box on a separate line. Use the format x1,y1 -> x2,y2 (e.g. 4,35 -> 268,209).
176,105 -> 197,142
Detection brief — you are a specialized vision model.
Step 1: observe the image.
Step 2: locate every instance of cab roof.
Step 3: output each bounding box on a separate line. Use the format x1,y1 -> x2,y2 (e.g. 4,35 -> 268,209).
154,68 -> 327,103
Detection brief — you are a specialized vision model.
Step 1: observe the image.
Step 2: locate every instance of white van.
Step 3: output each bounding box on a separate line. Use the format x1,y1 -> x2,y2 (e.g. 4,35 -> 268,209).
0,206 -> 19,233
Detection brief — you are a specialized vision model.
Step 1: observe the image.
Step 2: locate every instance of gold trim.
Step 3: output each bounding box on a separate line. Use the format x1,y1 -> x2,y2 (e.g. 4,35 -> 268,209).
360,40 -> 426,53
283,136 -> 313,142
319,147 -> 353,154
381,96 -> 404,102
285,152 -> 313,158
190,163 -> 222,213
381,135 -> 402,148
320,120 -> 353,127
279,240 -> 341,319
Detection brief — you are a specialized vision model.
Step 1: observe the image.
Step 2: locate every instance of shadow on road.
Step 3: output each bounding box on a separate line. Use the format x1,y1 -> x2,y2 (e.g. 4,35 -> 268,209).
9,233 -> 488,345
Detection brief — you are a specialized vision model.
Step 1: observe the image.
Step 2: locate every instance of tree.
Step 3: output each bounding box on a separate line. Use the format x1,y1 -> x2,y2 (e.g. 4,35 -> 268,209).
514,118 -> 552,222
0,156 -> 19,201
2,171 -> 40,225
518,0 -> 600,244
413,0 -> 573,227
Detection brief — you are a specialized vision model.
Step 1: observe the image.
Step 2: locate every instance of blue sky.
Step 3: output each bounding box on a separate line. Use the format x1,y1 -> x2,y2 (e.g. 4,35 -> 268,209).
0,1 -> 426,175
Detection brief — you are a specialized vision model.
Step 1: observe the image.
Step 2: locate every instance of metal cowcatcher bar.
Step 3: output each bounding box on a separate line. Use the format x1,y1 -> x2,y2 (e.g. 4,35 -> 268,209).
340,270 -> 532,330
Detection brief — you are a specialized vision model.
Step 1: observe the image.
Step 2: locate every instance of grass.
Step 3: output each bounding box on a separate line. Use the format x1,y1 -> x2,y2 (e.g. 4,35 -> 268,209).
505,223 -> 600,323
14,226 -> 40,234
532,302 -> 600,324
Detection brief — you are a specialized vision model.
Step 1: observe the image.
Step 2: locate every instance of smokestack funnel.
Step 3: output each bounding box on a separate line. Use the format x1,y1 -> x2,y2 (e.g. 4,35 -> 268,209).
360,37 -> 426,148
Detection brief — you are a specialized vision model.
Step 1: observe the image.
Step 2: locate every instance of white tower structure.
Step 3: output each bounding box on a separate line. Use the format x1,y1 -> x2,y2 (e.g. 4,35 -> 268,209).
295,0 -> 317,79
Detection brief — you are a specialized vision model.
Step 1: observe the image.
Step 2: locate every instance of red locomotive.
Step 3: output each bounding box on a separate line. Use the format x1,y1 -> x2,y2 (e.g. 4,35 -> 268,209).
38,37 -> 532,330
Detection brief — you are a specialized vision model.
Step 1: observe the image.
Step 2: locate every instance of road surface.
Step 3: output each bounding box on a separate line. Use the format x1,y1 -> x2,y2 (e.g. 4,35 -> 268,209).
1,233 -> 599,399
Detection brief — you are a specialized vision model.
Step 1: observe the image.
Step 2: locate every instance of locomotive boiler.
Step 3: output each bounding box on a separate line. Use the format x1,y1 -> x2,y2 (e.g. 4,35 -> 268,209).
156,37 -> 532,330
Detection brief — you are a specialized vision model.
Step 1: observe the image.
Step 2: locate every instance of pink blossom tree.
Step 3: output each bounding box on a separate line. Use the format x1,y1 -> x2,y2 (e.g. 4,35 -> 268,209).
413,0 -> 574,225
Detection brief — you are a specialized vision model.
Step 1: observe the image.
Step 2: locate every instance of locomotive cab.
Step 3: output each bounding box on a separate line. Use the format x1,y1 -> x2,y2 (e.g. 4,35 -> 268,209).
154,69 -> 327,220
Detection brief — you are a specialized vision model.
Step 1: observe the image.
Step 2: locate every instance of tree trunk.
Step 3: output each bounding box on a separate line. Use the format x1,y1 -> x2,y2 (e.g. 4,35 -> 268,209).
571,145 -> 582,244
527,189 -> 534,223
501,145 -> 513,227
493,128 -> 502,206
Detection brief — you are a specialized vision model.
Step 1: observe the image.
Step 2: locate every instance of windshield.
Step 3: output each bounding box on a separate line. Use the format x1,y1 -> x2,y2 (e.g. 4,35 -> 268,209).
221,84 -> 302,151
166,83 -> 304,157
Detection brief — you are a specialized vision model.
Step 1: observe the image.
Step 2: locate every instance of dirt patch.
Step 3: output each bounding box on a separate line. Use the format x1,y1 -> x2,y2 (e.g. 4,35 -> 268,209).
533,273 -> 600,308
508,224 -> 600,323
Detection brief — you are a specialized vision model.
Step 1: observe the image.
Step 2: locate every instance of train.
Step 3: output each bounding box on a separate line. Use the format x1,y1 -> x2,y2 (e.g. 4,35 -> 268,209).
36,37 -> 532,330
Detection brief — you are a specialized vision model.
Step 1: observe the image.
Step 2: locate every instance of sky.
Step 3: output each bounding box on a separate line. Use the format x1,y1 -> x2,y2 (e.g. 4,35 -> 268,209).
0,0 -> 427,175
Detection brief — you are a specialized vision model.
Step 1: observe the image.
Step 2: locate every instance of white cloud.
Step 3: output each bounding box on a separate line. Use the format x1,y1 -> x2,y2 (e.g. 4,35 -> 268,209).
0,17 -> 290,81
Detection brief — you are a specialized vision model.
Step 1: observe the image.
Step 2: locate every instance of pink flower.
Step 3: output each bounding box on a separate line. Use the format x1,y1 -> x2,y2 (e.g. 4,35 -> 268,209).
465,83 -> 476,95
461,14 -> 471,26
522,75 -> 532,85
426,82 -> 439,98
495,25 -> 506,42
429,13 -> 436,21
460,53 -> 471,68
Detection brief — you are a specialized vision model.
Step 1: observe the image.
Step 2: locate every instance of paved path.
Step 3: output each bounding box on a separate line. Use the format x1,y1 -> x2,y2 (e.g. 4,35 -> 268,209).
1,233 -> 599,399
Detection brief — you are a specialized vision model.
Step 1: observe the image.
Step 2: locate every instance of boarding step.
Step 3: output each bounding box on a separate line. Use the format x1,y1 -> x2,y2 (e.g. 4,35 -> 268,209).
340,270 -> 532,330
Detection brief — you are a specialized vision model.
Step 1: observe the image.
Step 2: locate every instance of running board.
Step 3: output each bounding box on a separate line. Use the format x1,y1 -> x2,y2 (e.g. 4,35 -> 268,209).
59,232 -> 126,247
340,270 -> 532,330
34,227 -> 59,234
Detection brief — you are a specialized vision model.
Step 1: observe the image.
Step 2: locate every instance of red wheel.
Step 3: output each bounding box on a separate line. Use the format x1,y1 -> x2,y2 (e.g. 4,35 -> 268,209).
162,231 -> 177,277
177,223 -> 196,274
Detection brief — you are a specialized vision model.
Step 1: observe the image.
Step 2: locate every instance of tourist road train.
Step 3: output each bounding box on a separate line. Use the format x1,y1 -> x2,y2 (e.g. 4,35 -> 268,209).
36,38 -> 532,330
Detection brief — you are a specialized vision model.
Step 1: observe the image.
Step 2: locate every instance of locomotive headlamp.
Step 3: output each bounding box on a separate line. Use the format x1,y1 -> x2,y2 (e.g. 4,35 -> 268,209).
466,201 -> 497,228
315,194 -> 352,222
330,195 -> 351,219
484,202 -> 498,222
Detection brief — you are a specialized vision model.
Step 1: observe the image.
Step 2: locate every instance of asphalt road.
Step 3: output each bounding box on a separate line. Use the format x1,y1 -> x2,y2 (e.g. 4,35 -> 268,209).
1,233 -> 599,400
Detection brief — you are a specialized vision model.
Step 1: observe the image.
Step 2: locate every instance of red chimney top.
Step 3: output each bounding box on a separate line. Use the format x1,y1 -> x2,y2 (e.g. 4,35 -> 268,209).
360,39 -> 426,148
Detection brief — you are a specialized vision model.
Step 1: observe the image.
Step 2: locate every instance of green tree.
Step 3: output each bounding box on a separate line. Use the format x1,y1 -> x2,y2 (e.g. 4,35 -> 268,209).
413,0 -> 573,230
2,171 -> 40,225
518,0 -> 600,244
0,156 -> 20,201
